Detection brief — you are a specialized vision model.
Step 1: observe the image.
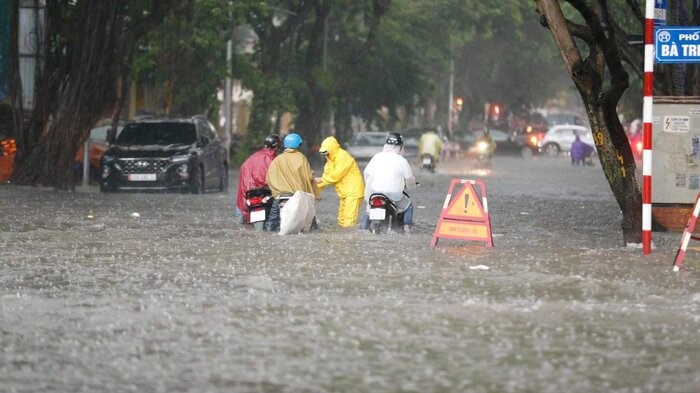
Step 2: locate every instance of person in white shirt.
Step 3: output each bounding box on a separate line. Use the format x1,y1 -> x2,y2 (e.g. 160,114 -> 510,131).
361,132 -> 416,232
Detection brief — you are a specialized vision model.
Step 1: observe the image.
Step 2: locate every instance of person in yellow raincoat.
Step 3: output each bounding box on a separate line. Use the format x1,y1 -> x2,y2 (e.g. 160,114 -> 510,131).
264,133 -> 321,231
418,129 -> 443,163
315,136 -> 365,228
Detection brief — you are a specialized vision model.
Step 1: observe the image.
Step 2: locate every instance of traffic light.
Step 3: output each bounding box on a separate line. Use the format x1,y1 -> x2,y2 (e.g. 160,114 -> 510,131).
453,97 -> 464,113
491,103 -> 501,116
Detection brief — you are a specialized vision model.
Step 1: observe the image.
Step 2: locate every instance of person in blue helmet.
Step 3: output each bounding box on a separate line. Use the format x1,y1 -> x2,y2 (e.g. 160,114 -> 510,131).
264,132 -> 321,231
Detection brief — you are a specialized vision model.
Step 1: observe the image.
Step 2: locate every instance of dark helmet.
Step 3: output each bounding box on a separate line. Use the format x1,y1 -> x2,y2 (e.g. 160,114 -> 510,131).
264,134 -> 280,149
386,132 -> 403,146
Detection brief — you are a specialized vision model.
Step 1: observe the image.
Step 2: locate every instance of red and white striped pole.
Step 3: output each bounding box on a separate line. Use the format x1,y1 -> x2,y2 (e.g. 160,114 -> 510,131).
642,0 -> 655,255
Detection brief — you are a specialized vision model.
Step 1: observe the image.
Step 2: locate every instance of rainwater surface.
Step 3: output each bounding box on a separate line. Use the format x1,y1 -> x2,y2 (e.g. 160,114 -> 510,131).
1,156 -> 699,393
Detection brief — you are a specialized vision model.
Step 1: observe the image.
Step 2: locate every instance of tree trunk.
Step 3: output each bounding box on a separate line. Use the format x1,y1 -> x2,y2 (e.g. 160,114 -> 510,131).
585,106 -> 643,244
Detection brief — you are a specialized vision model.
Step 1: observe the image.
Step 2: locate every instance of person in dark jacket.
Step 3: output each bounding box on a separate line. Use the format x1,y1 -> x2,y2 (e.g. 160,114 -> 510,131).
236,134 -> 280,224
570,134 -> 594,166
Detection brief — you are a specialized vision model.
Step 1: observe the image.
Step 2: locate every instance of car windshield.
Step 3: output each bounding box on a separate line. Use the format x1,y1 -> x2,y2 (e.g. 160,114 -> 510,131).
116,122 -> 196,146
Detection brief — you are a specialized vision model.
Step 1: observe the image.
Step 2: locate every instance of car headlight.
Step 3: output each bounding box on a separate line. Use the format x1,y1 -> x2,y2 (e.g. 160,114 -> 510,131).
101,154 -> 114,163
171,154 -> 190,163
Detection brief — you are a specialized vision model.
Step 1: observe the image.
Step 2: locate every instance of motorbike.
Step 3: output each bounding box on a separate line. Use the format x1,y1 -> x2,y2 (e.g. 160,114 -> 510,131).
368,193 -> 405,234
245,187 -> 273,231
466,136 -> 496,167
475,140 -> 494,162
421,153 -> 435,173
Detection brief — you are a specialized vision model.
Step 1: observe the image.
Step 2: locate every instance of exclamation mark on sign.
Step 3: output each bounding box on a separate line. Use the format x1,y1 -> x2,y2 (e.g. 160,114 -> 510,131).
464,193 -> 470,213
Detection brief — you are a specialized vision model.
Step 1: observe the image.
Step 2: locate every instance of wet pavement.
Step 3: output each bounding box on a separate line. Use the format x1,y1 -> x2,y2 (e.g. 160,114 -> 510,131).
1,155 -> 699,392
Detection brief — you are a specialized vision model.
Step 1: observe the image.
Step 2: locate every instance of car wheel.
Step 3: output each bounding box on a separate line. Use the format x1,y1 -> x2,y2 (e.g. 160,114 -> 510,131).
543,143 -> 560,157
218,163 -> 228,192
520,146 -> 533,159
99,183 -> 111,193
191,166 -> 204,194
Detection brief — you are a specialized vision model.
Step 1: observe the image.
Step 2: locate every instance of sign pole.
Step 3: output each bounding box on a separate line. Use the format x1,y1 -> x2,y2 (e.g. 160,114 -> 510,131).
642,0 -> 655,255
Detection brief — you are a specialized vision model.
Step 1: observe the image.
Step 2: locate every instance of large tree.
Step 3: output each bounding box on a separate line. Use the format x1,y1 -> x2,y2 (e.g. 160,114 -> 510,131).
534,0 -> 644,244
9,1 -> 176,190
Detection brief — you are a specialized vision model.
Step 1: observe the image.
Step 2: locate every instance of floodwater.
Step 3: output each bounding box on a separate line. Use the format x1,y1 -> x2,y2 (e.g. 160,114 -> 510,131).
1,155 -> 699,393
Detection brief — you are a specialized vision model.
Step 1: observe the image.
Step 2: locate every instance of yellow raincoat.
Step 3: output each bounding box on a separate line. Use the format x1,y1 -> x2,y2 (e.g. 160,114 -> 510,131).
317,136 -> 364,227
418,131 -> 443,161
266,149 -> 321,200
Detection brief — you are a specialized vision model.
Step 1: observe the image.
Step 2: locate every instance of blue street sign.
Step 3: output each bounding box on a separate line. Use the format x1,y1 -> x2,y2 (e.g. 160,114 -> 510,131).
655,27 -> 700,63
655,0 -> 667,26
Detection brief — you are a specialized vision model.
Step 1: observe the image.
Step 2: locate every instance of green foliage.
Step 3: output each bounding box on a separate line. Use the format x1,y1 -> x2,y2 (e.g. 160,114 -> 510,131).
133,0 -> 257,117
135,0 -> 582,142
342,0 -> 569,128
456,2 -> 570,114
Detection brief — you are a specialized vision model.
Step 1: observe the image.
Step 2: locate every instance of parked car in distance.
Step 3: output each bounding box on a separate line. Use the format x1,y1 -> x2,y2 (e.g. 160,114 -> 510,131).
0,135 -> 16,182
540,124 -> 595,157
74,122 -> 124,179
345,131 -> 392,161
1,121 -> 124,183
99,116 -> 228,193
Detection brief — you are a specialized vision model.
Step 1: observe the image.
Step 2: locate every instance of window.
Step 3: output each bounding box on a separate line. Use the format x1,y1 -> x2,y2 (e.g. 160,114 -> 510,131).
117,122 -> 197,146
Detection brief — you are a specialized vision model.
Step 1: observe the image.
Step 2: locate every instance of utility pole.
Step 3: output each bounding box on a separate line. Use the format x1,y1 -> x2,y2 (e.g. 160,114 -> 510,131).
447,57 -> 454,138
224,37 -> 232,158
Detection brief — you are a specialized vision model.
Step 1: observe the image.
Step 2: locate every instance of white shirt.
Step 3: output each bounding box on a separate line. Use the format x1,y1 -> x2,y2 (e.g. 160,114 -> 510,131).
363,146 -> 416,212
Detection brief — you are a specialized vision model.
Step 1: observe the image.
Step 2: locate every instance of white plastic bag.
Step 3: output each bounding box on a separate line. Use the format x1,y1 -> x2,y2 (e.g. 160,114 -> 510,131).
279,191 -> 316,235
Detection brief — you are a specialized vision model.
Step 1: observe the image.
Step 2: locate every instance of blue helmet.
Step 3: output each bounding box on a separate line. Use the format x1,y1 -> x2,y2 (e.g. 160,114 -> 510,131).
284,133 -> 303,149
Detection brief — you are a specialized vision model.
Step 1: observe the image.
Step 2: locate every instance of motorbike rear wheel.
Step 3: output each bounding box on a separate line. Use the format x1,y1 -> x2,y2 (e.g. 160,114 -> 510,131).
369,220 -> 383,234
252,221 -> 265,231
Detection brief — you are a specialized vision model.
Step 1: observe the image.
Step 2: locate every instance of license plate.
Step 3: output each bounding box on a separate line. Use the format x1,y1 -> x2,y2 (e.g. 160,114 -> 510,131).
128,174 -> 156,181
250,209 -> 266,223
422,157 -> 432,165
369,208 -> 386,220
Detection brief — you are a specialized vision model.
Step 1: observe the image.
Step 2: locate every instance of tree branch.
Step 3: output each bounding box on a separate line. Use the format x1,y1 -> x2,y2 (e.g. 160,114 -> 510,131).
625,0 -> 644,25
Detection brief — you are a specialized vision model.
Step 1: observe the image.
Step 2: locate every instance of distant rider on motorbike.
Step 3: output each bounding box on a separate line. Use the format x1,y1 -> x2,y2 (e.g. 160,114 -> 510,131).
473,128 -> 496,159
361,132 -> 416,232
236,134 -> 279,225
418,129 -> 443,164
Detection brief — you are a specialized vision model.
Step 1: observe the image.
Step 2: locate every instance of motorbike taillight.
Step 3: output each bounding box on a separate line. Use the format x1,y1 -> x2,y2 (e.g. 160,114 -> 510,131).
249,196 -> 264,205
370,197 -> 386,207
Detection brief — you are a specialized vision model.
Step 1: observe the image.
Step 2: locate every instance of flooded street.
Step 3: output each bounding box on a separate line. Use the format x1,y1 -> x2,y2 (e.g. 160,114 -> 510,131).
1,156 -> 699,392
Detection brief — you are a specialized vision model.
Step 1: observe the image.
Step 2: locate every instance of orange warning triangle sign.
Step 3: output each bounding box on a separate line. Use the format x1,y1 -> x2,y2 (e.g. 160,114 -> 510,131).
444,183 -> 485,220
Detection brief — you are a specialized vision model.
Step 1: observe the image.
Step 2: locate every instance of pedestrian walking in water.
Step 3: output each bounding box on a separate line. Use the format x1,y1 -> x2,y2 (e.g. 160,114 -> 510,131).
315,136 -> 364,228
